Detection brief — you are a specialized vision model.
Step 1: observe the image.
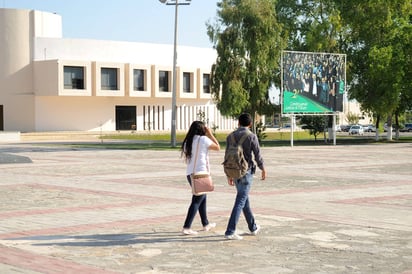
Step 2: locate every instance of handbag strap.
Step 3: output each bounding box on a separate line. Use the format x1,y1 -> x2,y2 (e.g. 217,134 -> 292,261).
192,137 -> 200,175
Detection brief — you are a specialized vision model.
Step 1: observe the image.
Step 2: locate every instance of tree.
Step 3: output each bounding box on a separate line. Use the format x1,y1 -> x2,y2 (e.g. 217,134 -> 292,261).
394,13 -> 412,128
300,115 -> 327,142
276,0 -> 346,135
346,112 -> 359,125
207,0 -> 286,128
276,0 -> 345,53
338,0 -> 412,140
278,0 -> 412,141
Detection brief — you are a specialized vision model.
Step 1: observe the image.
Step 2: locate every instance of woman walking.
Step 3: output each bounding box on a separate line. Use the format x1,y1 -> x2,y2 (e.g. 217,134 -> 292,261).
180,121 -> 220,235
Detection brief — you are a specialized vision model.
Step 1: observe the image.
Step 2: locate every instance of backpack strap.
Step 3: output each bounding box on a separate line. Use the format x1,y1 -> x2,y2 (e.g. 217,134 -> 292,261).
238,130 -> 251,145
230,129 -> 251,145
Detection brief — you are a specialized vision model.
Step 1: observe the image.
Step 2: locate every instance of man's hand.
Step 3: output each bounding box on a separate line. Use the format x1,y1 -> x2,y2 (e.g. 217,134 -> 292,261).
261,169 -> 266,180
227,177 -> 234,186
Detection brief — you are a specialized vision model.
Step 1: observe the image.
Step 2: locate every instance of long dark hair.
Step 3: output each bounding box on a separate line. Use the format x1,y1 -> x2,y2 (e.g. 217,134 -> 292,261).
181,121 -> 207,162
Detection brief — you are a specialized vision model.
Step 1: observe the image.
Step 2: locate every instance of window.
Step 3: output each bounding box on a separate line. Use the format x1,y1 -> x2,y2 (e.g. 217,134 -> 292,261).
183,72 -> 192,93
64,66 -> 84,89
203,73 -> 210,94
115,106 -> 136,130
159,70 -> 169,92
133,69 -> 145,91
101,68 -> 118,90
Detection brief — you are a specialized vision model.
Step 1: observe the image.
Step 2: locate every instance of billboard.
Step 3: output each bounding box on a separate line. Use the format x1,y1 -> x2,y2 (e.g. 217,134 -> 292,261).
282,51 -> 346,114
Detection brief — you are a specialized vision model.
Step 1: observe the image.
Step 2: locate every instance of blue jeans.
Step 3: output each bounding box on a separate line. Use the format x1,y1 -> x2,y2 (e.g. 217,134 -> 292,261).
225,171 -> 258,235
183,175 -> 210,229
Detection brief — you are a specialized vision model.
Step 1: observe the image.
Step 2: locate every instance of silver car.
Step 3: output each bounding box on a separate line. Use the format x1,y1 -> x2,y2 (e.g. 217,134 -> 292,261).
363,124 -> 376,132
349,125 -> 364,135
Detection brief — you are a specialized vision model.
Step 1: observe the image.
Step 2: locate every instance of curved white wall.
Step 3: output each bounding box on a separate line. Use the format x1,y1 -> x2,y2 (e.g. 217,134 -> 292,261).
0,9 -> 34,131
0,9 -> 62,131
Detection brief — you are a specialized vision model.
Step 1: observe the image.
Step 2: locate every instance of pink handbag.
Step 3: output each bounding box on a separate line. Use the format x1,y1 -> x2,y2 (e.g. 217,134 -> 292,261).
191,173 -> 214,196
191,138 -> 214,196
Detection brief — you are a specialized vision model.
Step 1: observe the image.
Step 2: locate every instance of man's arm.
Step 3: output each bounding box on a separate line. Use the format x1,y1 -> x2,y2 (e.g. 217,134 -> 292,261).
251,134 -> 266,180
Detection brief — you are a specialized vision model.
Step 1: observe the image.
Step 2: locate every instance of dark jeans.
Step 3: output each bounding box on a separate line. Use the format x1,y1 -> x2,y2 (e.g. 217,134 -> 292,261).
183,175 -> 210,229
225,171 -> 258,236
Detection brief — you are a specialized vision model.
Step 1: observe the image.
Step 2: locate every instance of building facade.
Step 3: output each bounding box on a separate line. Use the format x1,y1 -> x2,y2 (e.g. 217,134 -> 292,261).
0,8 -> 237,133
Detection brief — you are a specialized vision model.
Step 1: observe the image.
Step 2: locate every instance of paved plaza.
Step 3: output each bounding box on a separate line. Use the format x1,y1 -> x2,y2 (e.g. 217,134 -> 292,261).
0,139 -> 411,273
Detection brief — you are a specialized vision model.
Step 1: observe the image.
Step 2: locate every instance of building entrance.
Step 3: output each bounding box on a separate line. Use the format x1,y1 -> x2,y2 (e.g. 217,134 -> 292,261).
115,106 -> 136,130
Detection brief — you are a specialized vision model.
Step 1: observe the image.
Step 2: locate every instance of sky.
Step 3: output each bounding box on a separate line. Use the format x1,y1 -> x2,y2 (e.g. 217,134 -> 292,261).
3,0 -> 220,48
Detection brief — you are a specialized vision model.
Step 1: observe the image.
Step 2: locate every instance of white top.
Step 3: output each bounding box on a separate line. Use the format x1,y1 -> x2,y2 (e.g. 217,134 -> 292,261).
186,135 -> 213,175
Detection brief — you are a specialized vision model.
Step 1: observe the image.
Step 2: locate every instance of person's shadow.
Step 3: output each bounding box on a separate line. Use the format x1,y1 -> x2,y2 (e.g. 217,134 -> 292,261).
8,232 -> 224,247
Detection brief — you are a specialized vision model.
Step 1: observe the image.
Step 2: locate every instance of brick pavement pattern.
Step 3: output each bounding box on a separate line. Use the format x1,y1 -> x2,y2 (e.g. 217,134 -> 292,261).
0,141 -> 411,273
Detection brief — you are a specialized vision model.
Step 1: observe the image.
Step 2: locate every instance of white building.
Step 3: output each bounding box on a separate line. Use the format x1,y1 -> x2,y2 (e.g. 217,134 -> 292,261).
0,8 -> 237,133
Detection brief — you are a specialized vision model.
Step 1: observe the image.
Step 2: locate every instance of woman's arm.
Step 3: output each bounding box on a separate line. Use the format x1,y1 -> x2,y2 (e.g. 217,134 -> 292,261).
206,127 -> 220,151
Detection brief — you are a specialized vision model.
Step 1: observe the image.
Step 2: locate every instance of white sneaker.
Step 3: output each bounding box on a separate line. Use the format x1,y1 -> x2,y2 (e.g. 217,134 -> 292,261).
225,234 -> 243,240
182,228 -> 198,235
202,223 -> 216,231
251,224 -> 261,236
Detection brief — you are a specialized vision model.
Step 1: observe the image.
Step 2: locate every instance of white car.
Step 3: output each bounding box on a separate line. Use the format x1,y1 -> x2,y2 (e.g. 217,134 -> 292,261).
363,124 -> 376,132
349,125 -> 364,135
335,125 -> 342,132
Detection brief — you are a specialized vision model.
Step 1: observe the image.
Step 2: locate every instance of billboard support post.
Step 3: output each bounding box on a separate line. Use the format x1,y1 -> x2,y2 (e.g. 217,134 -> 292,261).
290,115 -> 295,147
333,114 -> 336,146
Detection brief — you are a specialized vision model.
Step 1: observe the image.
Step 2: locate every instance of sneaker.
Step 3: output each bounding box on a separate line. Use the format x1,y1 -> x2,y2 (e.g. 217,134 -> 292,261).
202,223 -> 216,231
251,224 -> 261,236
182,228 -> 198,235
225,234 -> 243,240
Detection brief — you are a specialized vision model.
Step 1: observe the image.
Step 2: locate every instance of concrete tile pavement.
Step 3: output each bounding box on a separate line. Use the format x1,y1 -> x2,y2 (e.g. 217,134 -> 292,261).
0,141 -> 411,273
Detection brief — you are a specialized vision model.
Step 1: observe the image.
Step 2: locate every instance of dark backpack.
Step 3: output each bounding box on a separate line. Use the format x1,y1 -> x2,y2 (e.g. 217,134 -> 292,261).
222,131 -> 251,179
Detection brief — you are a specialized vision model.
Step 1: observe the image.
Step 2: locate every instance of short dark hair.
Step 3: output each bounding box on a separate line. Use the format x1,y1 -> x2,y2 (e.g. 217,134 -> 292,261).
238,113 -> 252,127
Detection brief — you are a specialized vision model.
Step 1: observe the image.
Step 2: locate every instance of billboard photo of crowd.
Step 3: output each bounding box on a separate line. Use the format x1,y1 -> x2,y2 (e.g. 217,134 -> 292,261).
282,51 -> 346,114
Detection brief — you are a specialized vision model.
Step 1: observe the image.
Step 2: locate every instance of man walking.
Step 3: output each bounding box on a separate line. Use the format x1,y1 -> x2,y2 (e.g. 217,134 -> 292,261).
224,113 -> 266,240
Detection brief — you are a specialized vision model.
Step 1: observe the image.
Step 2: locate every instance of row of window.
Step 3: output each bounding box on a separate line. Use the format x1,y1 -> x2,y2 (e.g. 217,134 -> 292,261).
63,66 -> 211,94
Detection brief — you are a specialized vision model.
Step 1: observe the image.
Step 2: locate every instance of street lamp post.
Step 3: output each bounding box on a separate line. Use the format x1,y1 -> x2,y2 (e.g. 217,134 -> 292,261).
159,0 -> 191,147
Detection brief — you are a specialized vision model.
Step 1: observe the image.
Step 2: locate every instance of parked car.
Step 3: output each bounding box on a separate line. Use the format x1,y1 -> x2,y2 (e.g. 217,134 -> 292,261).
383,123 -> 393,132
335,125 -> 342,132
363,124 -> 376,132
340,125 -> 351,132
384,123 -> 401,132
349,125 -> 364,135
400,123 -> 412,132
